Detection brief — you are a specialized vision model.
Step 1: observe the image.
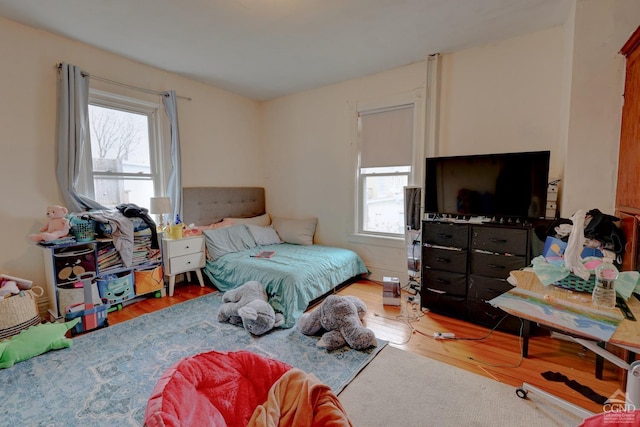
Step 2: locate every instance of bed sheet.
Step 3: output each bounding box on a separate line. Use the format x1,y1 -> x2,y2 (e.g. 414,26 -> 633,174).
202,244 -> 368,328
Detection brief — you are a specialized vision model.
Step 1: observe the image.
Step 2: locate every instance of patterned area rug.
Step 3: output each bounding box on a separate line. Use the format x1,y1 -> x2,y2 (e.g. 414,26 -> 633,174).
0,292 -> 386,426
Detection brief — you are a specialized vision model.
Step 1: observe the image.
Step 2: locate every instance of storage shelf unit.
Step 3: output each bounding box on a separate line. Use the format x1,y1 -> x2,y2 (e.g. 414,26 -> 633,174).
41,237 -> 163,320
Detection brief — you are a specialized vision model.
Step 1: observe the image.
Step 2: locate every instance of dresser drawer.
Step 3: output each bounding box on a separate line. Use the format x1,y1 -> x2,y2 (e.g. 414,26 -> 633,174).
468,274 -> 514,301
423,270 -> 467,296
471,226 -> 528,255
423,223 -> 469,249
423,248 -> 467,274
469,252 -> 527,278
421,288 -> 466,318
164,237 -> 205,258
466,297 -> 522,333
168,252 -> 206,275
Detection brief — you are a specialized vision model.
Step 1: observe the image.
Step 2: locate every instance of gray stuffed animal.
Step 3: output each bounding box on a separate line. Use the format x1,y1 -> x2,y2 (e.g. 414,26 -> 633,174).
217,281 -> 285,336
298,294 -> 376,351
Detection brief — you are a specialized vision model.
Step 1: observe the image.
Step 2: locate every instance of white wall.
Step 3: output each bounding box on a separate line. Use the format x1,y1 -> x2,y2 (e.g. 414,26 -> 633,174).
0,17 -> 262,294
561,0 -> 640,216
438,26 -> 566,178
262,63 -> 427,280
263,27 -> 568,281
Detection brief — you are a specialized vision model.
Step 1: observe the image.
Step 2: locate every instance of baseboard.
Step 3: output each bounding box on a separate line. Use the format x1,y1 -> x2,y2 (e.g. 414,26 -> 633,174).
366,265 -> 407,283
38,296 -> 50,320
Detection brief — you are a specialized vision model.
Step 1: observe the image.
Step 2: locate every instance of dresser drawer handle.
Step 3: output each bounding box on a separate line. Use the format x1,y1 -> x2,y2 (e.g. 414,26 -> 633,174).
489,238 -> 508,243
436,233 -> 452,239
488,264 -> 506,270
435,278 -> 451,285
435,257 -> 450,263
484,311 -> 500,320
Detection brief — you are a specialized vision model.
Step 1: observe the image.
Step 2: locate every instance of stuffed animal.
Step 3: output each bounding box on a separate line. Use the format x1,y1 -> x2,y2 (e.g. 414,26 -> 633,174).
0,280 -> 20,298
298,295 -> 377,351
217,281 -> 285,336
0,318 -> 80,369
29,205 -> 71,242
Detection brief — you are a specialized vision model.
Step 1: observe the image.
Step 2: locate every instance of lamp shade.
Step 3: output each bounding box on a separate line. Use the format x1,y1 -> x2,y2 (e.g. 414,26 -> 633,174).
150,197 -> 171,215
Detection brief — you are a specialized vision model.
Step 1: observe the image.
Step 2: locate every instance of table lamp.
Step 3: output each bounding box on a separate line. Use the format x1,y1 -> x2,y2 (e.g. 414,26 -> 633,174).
150,197 -> 171,232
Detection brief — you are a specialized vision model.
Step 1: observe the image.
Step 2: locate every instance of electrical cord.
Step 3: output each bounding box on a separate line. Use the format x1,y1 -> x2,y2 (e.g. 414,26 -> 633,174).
466,317 -> 525,369
372,312 -> 418,345
447,314 -> 510,341
369,280 -> 524,368
429,314 -> 525,368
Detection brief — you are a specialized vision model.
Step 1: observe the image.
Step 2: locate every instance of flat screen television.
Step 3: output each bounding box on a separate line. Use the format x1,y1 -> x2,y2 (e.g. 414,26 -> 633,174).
424,150 -> 550,220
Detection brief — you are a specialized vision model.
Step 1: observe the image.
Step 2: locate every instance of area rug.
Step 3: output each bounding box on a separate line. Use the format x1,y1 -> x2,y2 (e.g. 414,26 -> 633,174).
0,292 -> 386,426
339,345 -> 585,427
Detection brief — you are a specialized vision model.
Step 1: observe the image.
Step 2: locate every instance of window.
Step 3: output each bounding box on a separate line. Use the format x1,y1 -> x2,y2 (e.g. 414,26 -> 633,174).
85,90 -> 164,209
357,104 -> 415,237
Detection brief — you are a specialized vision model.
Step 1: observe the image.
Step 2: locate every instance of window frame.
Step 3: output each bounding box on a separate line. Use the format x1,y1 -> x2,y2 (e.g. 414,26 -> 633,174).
84,89 -> 166,207
359,166 -> 411,237
348,90 -> 425,246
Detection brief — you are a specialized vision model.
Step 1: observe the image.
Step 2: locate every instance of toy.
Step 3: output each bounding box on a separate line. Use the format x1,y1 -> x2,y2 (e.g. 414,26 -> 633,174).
29,205 -> 71,242
0,318 -> 80,369
0,280 -> 20,298
298,294 -> 377,351
217,281 -> 284,336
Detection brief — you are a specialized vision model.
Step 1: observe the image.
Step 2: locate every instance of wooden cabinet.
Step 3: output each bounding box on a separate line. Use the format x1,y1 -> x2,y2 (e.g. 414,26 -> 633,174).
616,210 -> 640,271
421,220 -> 533,333
162,236 -> 206,297
616,26 -> 640,270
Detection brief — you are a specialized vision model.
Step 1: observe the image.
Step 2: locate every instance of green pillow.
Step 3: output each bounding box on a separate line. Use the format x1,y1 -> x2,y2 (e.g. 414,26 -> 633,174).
0,318 -> 80,369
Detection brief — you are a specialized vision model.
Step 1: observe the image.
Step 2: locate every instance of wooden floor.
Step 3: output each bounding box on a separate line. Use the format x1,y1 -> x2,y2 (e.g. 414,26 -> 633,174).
109,278 -> 625,415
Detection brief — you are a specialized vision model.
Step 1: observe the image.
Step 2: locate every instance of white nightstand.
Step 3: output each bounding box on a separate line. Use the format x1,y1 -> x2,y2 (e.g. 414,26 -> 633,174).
162,235 -> 206,296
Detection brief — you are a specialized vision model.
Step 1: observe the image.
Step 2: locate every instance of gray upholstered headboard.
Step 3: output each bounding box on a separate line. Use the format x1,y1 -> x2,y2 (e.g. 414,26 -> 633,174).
182,187 -> 266,226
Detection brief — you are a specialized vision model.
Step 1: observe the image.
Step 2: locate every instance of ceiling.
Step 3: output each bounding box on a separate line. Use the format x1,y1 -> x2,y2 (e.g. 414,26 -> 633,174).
0,0 -> 572,100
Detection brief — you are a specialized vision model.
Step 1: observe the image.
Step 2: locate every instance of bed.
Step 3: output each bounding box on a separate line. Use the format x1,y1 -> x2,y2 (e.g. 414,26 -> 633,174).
183,187 -> 369,328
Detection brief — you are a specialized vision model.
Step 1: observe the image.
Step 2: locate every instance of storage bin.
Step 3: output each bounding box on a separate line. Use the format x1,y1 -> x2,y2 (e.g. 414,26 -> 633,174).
97,270 -> 134,305
69,214 -> 96,242
134,265 -> 164,295
65,298 -> 109,335
57,281 -> 102,314
0,286 -> 44,340
53,246 -> 96,285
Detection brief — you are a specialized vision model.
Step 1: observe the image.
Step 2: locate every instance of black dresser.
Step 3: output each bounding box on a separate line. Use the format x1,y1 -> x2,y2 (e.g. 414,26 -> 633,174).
421,220 -> 537,333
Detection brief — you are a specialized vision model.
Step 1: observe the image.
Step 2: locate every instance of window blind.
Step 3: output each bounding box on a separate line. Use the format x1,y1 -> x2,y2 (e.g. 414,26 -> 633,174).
360,104 -> 414,168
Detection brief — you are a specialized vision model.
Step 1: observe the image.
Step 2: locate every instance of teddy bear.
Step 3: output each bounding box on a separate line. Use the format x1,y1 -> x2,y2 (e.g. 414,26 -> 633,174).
29,205 -> 71,242
298,294 -> 377,351
217,281 -> 285,336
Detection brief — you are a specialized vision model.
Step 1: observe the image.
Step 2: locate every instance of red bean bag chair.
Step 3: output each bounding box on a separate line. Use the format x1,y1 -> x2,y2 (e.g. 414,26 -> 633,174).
144,350 -> 292,427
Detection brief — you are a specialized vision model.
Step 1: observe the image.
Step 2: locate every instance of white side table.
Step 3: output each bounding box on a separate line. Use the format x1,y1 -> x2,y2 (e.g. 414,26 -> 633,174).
162,235 -> 206,296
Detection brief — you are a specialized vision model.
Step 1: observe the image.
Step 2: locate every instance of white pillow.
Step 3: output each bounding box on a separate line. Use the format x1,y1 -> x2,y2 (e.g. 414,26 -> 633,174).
271,217 -> 317,246
246,225 -> 282,246
223,213 -> 271,227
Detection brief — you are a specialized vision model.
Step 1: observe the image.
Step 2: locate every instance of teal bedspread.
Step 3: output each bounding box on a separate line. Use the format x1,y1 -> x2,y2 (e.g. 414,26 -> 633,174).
202,244 -> 368,328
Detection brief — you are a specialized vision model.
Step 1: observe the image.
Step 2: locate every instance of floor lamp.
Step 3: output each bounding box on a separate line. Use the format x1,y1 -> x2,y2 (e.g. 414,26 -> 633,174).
150,197 -> 171,232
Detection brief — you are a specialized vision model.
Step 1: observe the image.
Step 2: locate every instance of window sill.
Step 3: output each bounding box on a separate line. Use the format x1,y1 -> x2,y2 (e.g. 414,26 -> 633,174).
347,233 -> 405,249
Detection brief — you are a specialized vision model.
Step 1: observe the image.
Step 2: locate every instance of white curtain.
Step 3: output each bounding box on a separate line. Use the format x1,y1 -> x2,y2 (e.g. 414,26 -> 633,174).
162,90 -> 182,222
55,63 -> 105,212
